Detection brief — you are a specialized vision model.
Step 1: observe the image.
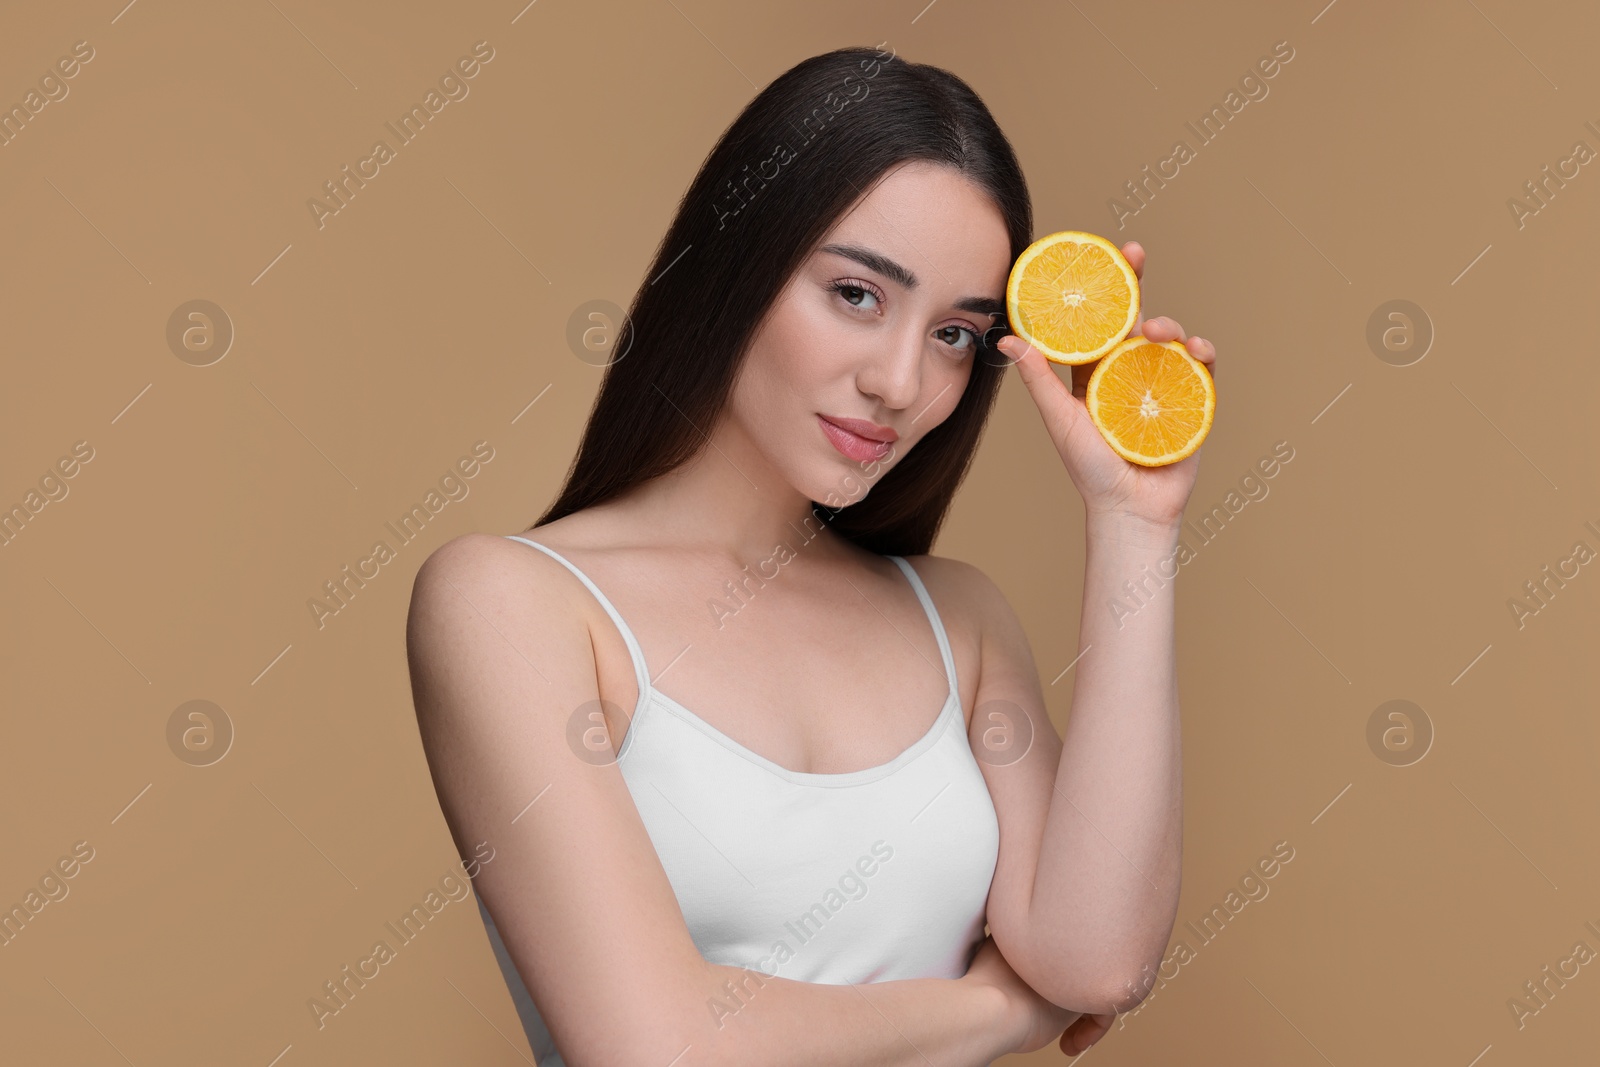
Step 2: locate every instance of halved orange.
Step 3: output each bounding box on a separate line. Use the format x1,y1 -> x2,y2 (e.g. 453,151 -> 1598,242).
1085,337 -> 1215,466
1005,231 -> 1140,365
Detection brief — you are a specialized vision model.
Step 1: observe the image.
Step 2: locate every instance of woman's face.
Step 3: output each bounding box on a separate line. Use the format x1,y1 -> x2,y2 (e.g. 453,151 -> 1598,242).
727,161 -> 1014,508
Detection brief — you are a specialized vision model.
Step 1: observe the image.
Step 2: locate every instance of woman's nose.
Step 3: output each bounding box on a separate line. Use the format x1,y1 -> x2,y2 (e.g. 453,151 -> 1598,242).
857,329 -> 923,411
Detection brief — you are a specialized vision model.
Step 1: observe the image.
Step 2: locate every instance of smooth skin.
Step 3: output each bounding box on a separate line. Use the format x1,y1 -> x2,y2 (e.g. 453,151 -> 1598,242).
408,160 -> 1213,1065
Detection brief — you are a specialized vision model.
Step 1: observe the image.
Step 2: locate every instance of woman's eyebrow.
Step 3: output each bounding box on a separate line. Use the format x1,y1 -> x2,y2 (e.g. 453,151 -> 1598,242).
819,242 -> 1005,317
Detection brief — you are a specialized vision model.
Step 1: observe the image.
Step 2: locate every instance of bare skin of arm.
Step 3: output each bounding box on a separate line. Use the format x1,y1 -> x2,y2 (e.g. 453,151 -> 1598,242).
947,518 -> 1183,1018
406,533 -> 1068,1067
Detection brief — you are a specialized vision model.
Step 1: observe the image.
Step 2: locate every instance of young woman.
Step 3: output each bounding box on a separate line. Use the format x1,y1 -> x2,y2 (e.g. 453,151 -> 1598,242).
408,44 -> 1211,1066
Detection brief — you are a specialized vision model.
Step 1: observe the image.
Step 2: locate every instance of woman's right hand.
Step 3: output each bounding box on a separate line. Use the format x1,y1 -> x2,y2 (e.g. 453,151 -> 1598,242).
965,933 -> 1110,1058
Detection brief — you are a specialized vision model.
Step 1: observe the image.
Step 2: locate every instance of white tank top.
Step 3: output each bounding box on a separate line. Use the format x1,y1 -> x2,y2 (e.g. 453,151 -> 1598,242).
476,534 -> 1001,1065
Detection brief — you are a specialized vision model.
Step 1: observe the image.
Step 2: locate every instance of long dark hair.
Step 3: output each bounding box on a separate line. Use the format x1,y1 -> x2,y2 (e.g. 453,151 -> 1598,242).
534,44 -> 1033,556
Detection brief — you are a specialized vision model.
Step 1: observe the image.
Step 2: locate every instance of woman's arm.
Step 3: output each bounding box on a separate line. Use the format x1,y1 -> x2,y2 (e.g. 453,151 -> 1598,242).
970,273 -> 1208,1015
938,532 -> 1183,1017
692,959 -> 1016,1067
407,533 -> 1030,1067
1020,516 -> 1185,1008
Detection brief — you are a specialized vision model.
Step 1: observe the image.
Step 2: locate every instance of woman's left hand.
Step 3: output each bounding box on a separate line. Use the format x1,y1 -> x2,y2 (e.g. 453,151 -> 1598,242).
994,241 -> 1216,530
1059,1010 -> 1116,1057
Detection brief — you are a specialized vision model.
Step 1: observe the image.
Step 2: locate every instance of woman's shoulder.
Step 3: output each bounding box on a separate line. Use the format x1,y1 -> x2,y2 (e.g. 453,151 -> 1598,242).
896,551 -> 1012,622
414,529 -> 568,597
416,512 -> 612,589
405,528 -> 618,742
407,524 -> 607,654
894,553 -> 1035,725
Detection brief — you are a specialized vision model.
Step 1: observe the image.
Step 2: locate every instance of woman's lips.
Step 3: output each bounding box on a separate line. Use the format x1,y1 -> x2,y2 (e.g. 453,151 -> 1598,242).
818,415 -> 893,462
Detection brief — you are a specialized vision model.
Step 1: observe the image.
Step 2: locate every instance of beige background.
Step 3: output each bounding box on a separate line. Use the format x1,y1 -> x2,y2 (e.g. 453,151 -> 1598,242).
3,0 -> 1597,1063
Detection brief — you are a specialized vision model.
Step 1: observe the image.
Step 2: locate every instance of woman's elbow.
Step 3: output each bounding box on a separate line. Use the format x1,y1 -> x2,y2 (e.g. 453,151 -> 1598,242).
1008,943 -> 1161,1016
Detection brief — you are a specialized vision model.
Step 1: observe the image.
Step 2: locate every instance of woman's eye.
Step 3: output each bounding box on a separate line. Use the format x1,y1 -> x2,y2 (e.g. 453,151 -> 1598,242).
936,325 -> 979,351
829,281 -> 976,355
831,280 -> 880,311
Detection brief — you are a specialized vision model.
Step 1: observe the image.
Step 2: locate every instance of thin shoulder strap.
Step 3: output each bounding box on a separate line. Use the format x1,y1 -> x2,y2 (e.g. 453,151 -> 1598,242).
886,555 -> 959,697
503,535 -> 653,699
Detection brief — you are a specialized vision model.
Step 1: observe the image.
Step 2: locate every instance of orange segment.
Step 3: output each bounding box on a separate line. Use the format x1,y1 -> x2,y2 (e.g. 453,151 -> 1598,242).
1006,230 -> 1140,364
1085,338 -> 1215,466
